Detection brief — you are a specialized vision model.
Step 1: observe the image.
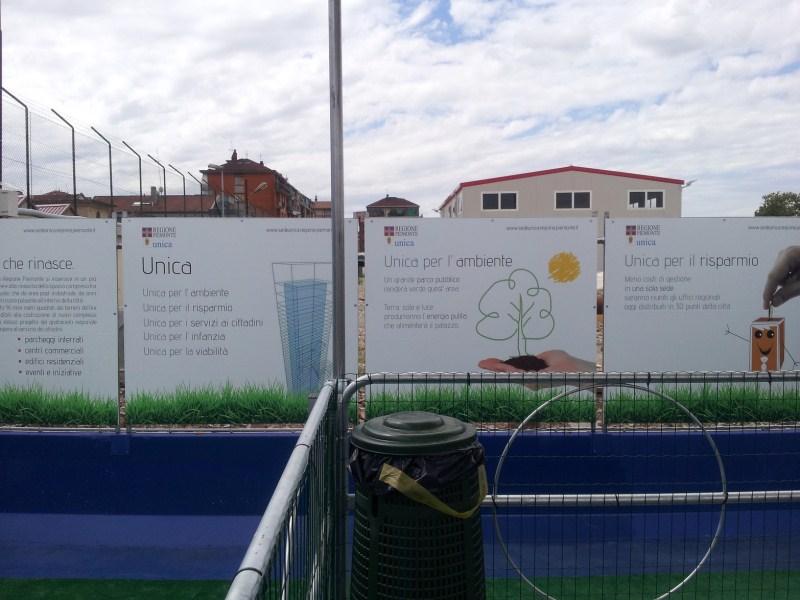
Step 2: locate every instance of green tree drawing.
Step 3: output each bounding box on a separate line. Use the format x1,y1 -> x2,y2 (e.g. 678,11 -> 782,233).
476,268 -> 555,355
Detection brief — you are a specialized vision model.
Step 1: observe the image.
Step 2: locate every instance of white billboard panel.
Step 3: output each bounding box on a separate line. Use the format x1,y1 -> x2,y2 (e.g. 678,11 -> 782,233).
0,220 -> 118,397
605,218 -> 800,372
122,219 -> 357,395
365,218 -> 598,373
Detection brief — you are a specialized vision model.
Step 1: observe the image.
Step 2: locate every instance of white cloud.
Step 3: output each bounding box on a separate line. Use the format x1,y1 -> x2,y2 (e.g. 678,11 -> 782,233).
1,0 -> 798,217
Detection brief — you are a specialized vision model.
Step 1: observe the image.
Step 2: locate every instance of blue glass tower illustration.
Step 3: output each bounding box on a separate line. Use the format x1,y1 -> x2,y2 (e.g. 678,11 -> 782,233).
273,263 -> 332,393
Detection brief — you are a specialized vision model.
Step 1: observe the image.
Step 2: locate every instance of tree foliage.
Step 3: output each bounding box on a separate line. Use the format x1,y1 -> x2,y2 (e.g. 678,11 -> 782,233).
755,192 -> 800,216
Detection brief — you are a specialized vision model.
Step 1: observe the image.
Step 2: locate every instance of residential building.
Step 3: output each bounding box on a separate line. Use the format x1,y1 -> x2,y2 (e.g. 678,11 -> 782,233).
30,191 -> 111,218
312,199 -> 331,218
201,150 -> 312,218
102,191 -> 213,217
438,166 -> 684,225
366,195 -> 420,218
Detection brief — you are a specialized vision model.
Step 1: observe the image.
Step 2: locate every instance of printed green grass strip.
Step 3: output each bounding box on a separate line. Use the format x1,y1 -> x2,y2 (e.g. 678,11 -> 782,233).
3,382 -> 800,426
126,384 -> 309,425
0,386 -> 117,427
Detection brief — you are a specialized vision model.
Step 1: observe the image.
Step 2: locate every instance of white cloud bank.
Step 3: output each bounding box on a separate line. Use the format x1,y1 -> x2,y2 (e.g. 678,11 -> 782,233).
3,0 -> 798,215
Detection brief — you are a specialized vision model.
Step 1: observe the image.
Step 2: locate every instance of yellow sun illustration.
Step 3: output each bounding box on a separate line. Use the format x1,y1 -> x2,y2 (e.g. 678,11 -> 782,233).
548,252 -> 581,283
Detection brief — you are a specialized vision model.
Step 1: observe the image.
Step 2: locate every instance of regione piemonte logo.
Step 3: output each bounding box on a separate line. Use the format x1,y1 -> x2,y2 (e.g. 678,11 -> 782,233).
384,225 -> 395,245
626,224 -> 660,246
142,225 -> 177,247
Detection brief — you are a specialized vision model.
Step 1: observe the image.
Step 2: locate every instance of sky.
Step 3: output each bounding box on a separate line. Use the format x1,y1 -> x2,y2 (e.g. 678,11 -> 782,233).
2,0 -> 799,216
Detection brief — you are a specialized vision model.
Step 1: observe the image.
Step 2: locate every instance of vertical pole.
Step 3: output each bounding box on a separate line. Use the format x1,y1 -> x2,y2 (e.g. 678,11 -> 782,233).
1,10 -> 3,188
168,164 -> 186,216
328,1 -> 347,597
187,171 -> 204,216
147,154 -> 167,217
122,141 -> 143,213
2,89 -> 31,207
244,178 -> 249,217
91,126 -> 113,213
51,109 -> 77,215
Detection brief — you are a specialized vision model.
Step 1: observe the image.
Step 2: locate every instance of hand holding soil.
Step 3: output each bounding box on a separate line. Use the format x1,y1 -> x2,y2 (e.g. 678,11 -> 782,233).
479,350 -> 595,374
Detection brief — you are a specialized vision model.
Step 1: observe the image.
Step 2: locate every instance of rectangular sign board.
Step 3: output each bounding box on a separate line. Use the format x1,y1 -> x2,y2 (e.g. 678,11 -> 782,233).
605,218 -> 800,372
0,220 -> 118,397
122,218 -> 357,395
365,218 -> 598,373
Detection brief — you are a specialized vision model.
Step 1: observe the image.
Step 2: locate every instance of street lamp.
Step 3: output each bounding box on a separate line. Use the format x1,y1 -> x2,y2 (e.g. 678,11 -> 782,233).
248,181 -> 268,217
207,163 -> 225,217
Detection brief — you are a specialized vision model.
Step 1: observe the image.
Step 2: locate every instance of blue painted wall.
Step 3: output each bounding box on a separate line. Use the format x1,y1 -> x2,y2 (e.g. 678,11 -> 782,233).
1,429 -> 798,580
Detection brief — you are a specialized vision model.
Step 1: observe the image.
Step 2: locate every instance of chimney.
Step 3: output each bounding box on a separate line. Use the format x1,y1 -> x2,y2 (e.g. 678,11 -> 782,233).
150,186 -> 158,204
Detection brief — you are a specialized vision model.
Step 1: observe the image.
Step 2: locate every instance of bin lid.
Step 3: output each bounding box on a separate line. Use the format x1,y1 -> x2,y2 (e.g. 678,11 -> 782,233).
351,411 -> 476,455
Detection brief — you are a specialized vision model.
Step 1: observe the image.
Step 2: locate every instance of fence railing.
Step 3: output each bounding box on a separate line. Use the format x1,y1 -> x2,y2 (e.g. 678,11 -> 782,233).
225,381 -> 345,600
231,370 -> 800,599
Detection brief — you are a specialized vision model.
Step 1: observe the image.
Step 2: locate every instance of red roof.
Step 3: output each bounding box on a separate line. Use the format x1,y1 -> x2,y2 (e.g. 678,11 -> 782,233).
440,165 -> 684,210
200,150 -> 274,175
99,194 -> 210,214
367,196 -> 418,209
35,203 -> 72,215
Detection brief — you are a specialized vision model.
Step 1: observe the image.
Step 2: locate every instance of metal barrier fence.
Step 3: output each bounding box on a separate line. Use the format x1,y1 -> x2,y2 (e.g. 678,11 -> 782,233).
230,371 -> 800,599
226,381 -> 346,600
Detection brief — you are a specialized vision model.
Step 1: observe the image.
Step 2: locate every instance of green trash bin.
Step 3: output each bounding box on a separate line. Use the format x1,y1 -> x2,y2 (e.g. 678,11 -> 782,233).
349,411 -> 486,599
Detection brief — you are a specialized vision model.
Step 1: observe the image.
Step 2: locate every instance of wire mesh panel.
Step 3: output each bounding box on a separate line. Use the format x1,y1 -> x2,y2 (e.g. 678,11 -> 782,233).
342,372 -> 800,600
226,382 -> 343,600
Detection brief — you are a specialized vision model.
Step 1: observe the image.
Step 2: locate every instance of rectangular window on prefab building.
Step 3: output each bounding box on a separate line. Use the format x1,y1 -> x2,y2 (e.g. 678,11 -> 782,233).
500,192 -> 517,209
629,190 -> 664,209
482,192 -> 517,210
482,193 -> 499,210
555,191 -> 591,209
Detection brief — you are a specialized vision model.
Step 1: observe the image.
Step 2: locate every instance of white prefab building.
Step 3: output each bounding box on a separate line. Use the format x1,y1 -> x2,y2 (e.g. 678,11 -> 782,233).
438,166 -> 684,225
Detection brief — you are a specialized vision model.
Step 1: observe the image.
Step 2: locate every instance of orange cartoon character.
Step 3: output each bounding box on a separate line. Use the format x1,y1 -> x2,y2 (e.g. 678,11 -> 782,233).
751,317 -> 785,372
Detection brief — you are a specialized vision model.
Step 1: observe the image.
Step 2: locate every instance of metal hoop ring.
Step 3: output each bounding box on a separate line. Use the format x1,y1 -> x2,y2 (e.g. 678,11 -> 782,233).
491,382 -> 728,600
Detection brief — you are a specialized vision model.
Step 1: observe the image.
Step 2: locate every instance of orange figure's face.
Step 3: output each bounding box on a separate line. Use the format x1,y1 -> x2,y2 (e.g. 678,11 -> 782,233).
751,318 -> 785,372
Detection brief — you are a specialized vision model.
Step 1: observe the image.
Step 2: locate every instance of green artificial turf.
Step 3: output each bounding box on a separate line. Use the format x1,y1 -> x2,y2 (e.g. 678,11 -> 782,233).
486,570 -> 800,599
4,572 -> 798,599
0,579 -> 230,600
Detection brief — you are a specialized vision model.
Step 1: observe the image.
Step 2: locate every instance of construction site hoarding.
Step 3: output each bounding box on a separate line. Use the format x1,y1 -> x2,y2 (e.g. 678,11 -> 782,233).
605,217 -> 800,372
121,218 -> 357,395
0,220 -> 118,397
365,218 -> 598,374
